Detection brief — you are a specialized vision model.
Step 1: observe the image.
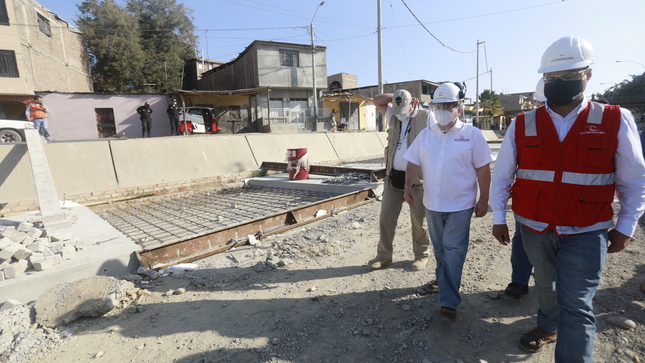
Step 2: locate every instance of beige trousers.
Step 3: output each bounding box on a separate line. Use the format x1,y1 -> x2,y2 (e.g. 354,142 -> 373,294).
375,181 -> 430,260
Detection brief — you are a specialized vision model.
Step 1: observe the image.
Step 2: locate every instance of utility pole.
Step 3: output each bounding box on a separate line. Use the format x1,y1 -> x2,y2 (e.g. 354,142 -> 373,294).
475,40 -> 484,128
377,0 -> 384,131
310,1 -> 325,132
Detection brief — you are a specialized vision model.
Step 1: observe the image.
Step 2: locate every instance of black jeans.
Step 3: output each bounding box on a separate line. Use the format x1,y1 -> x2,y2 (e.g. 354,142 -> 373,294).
141,117 -> 151,137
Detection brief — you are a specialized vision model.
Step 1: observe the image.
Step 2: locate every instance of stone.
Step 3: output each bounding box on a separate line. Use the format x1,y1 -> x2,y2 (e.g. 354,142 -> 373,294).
26,240 -> 47,253
32,259 -> 54,271
606,316 -> 637,330
0,270 -> 4,281
16,222 -> 33,232
1,227 -> 26,243
0,237 -> 13,250
75,240 -> 86,250
34,276 -> 135,328
40,228 -> 54,237
59,245 -> 76,259
0,243 -> 21,260
26,228 -> 43,239
12,247 -> 32,260
47,254 -> 63,265
47,242 -> 64,254
3,261 -> 29,279
42,247 -> 55,257
20,236 -> 35,246
0,299 -> 22,312
29,253 -> 45,264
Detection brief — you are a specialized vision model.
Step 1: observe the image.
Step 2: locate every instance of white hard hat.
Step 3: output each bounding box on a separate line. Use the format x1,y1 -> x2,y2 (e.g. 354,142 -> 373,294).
432,82 -> 466,103
538,36 -> 594,74
535,78 -> 547,102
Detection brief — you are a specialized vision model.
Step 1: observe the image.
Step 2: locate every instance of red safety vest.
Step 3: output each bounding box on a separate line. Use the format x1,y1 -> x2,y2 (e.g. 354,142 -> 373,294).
29,102 -> 47,119
512,102 -> 620,235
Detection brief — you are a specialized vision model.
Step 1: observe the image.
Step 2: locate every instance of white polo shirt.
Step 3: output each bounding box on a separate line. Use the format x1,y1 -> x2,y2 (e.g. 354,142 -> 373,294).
404,120 -> 494,212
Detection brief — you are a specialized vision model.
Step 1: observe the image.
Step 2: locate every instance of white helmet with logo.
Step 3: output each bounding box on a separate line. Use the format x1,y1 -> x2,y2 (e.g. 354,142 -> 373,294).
538,36 -> 594,73
431,82 -> 466,103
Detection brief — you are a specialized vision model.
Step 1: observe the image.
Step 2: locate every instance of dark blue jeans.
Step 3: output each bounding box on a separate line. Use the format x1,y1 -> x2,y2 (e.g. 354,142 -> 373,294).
511,220 -> 533,285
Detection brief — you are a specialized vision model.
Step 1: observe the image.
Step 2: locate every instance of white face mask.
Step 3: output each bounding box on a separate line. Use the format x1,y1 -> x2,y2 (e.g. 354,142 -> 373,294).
434,109 -> 455,126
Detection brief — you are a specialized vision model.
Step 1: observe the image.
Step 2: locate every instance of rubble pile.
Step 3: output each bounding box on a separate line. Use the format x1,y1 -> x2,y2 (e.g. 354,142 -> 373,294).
0,222 -> 86,281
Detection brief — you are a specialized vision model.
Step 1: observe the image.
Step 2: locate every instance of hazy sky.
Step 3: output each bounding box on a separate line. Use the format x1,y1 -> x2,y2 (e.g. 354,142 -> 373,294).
35,0 -> 645,97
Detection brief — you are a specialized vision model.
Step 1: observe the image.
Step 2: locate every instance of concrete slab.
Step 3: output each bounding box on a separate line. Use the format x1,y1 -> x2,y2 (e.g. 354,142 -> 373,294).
246,172 -> 383,196
0,201 -> 139,304
245,133 -> 339,165
326,132 -> 384,160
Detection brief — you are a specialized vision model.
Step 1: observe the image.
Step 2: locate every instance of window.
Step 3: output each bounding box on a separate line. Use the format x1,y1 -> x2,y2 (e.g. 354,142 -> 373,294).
95,108 -> 116,138
0,0 -> 9,25
0,50 -> 19,78
279,49 -> 299,67
37,13 -> 51,36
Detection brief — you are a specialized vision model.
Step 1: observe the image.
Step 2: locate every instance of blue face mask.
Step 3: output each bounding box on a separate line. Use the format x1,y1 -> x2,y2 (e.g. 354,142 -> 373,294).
544,79 -> 583,106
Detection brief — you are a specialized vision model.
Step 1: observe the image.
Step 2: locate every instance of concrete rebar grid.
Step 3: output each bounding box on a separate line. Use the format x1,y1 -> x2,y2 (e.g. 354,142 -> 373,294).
96,185 -> 346,249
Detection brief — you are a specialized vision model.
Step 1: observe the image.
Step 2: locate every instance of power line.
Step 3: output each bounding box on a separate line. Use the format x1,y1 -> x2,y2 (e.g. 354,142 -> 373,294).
399,0 -> 476,54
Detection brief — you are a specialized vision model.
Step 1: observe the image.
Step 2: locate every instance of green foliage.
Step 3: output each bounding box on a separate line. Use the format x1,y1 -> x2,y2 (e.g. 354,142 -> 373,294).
479,89 -> 503,118
251,170 -> 268,178
593,72 -> 645,105
76,0 -> 197,93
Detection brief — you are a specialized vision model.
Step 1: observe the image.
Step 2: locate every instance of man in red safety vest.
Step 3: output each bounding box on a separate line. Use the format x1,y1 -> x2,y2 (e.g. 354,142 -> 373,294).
25,95 -> 52,141
490,36 -> 645,362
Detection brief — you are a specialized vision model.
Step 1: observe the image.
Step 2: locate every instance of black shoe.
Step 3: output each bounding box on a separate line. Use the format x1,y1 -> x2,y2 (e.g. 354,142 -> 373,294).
504,282 -> 529,299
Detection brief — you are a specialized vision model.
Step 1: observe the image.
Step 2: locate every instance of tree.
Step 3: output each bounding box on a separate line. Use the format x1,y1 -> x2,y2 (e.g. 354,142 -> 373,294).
76,0 -> 197,93
77,0 -> 144,92
479,89 -> 503,127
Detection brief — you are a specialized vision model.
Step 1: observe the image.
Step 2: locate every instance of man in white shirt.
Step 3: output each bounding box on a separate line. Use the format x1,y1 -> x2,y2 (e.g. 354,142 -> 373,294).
368,90 -> 431,271
404,82 -> 494,320
490,36 -> 645,361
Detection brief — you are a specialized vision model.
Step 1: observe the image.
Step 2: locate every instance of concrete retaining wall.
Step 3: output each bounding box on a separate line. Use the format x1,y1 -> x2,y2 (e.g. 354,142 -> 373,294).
0,132 -> 388,214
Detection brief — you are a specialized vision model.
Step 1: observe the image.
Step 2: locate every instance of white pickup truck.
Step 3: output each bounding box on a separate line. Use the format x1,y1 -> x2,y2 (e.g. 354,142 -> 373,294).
0,119 -> 34,142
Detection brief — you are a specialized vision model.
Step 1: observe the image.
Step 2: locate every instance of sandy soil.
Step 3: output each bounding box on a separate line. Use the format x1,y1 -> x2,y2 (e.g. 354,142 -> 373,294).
4,196 -> 645,363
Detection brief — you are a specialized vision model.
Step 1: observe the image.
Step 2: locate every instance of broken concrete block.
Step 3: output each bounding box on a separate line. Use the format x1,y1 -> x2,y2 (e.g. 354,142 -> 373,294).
0,243 -> 21,260
29,253 -> 45,264
75,240 -> 86,250
20,236 -> 35,246
0,299 -> 22,312
40,228 -> 54,237
0,237 -> 12,250
3,261 -> 29,279
35,276 -> 135,328
26,228 -> 43,239
42,247 -> 55,258
49,232 -> 72,242
26,240 -> 47,253
59,245 -> 76,260
17,222 -> 33,232
1,228 -> 26,243
32,259 -> 54,271
0,270 -> 4,281
47,242 -> 64,254
46,254 -> 62,265
13,247 -> 32,260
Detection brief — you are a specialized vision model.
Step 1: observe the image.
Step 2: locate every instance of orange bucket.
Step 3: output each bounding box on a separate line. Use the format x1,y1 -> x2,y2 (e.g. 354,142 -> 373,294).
287,148 -> 309,180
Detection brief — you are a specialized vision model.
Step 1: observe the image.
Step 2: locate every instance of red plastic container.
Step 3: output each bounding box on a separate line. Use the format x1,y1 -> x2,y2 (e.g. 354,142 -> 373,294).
287,148 -> 309,180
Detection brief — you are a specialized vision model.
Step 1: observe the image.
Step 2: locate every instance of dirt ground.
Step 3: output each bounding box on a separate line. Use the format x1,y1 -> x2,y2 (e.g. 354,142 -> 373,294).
5,194 -> 645,363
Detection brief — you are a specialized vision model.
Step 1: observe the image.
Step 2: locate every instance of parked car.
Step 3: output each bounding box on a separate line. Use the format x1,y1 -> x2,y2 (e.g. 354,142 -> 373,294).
178,107 -> 222,134
0,119 -> 34,143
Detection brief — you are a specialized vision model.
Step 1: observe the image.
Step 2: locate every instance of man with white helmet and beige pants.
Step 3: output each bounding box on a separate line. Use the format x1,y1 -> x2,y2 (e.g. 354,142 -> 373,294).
368,90 -> 431,271
403,82 -> 493,320
490,36 -> 645,362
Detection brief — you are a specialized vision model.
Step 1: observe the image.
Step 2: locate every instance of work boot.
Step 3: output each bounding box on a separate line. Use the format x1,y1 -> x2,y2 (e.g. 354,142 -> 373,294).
504,282 -> 529,299
519,326 -> 557,353
368,257 -> 392,269
411,257 -> 428,271
439,306 -> 456,321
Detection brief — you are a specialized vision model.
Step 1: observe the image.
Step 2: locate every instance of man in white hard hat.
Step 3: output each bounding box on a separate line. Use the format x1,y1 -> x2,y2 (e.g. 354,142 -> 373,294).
490,36 -> 645,361
368,90 -> 431,271
403,82 -> 494,320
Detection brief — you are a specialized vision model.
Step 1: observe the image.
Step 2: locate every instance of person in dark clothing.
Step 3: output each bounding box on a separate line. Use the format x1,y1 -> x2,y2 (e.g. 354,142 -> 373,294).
137,102 -> 153,137
203,108 -> 213,133
167,99 -> 180,135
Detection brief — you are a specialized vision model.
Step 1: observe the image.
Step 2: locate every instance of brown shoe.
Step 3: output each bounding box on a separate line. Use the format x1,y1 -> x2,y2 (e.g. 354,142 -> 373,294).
368,257 -> 392,269
439,306 -> 456,320
640,279 -> 645,294
519,326 -> 557,353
